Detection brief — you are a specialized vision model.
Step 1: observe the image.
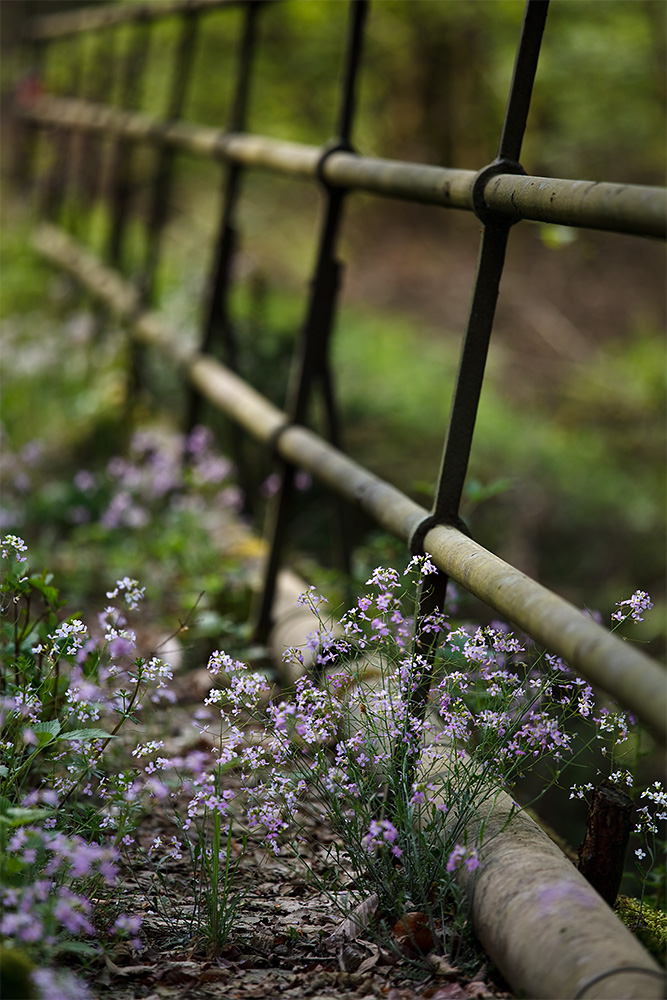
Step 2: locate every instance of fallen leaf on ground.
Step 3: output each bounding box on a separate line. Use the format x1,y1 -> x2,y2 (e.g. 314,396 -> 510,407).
331,893 -> 380,941
392,912 -> 436,956
425,953 -> 459,978
429,984 -> 469,999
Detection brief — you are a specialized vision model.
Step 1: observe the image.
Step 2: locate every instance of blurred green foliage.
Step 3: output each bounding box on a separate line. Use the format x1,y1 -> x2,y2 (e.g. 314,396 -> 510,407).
1,0 -> 665,644
32,0 -> 666,181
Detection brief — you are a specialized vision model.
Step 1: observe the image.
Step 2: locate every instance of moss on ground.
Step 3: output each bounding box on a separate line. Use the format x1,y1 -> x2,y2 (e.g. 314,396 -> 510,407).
615,895 -> 667,964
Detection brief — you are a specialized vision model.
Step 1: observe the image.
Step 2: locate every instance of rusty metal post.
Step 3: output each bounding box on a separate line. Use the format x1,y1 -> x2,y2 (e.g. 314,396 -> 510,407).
407,0 -> 550,731
106,18 -> 152,268
577,779 -> 634,907
128,9 -> 199,405
253,0 -> 369,642
41,36 -> 84,224
186,0 -> 263,498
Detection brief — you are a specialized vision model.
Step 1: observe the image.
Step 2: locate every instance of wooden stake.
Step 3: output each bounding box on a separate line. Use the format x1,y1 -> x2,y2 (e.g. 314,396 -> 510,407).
578,778 -> 634,907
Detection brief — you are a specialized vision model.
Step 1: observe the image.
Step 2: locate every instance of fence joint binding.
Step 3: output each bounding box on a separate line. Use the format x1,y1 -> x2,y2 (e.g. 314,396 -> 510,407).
473,156 -> 527,226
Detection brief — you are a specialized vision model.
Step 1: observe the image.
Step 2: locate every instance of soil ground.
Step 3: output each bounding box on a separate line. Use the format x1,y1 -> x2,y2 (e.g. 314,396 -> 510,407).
96,811 -> 515,1000
78,499 -> 518,1000
89,701 -> 517,1000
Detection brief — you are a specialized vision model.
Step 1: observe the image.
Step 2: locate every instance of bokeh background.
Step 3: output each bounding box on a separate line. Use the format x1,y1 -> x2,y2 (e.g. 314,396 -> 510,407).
1,0 -> 665,638
0,0 -> 666,888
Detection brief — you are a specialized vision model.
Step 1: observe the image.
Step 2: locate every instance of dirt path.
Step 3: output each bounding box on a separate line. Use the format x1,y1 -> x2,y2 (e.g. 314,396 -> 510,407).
88,628 -> 516,1000
95,811 -> 515,1000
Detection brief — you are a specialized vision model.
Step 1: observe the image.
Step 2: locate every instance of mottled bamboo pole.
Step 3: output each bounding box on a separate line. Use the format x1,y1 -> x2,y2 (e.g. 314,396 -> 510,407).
31,223 -> 667,742
449,781 -> 664,999
25,0 -> 242,40
21,97 -> 667,238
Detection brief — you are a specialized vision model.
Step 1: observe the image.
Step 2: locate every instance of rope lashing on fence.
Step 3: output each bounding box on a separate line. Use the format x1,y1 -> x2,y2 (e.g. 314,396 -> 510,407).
572,966 -> 667,1000
17,95 -> 667,239
30,221 -> 667,744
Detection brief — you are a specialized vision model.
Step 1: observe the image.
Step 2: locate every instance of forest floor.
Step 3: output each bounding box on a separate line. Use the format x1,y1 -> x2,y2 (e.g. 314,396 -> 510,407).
90,705 -> 516,1000
4,195 -> 663,1000
94,807 -> 516,1000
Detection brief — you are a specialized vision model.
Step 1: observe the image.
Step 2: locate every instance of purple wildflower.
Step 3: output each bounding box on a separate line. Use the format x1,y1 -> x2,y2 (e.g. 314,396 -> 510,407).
447,844 -> 480,874
1,534 -> 28,562
611,590 -> 653,623
363,819 -> 403,858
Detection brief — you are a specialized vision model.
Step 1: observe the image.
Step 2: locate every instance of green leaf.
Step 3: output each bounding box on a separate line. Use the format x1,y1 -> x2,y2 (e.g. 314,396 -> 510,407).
26,576 -> 60,605
0,856 -> 29,878
215,757 -> 241,774
465,476 -> 514,506
27,719 -> 61,747
62,728 -> 113,742
51,940 -> 99,958
539,223 -> 577,250
28,731 -> 57,748
0,806 -> 53,827
32,720 -> 62,737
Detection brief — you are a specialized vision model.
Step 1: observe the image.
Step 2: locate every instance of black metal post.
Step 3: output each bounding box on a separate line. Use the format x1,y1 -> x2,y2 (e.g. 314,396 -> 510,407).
137,10 -> 199,308
80,28 -> 118,243
10,7 -> 46,197
409,0 -> 549,715
128,9 -> 199,406
42,36 -> 84,223
186,0 -> 262,465
254,0 -> 369,642
106,19 -> 152,268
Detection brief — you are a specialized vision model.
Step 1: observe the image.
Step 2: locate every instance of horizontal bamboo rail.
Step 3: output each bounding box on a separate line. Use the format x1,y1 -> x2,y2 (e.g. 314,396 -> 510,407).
32,221 -> 667,741
25,0 -> 241,41
271,596 -> 665,998
20,96 -> 667,238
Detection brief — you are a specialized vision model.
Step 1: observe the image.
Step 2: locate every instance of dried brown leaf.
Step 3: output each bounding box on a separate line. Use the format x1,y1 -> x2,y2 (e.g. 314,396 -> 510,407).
425,953 -> 460,979
108,962 -> 158,979
157,960 -> 201,984
392,911 -> 436,956
429,984 -> 469,1000
331,893 -> 379,941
